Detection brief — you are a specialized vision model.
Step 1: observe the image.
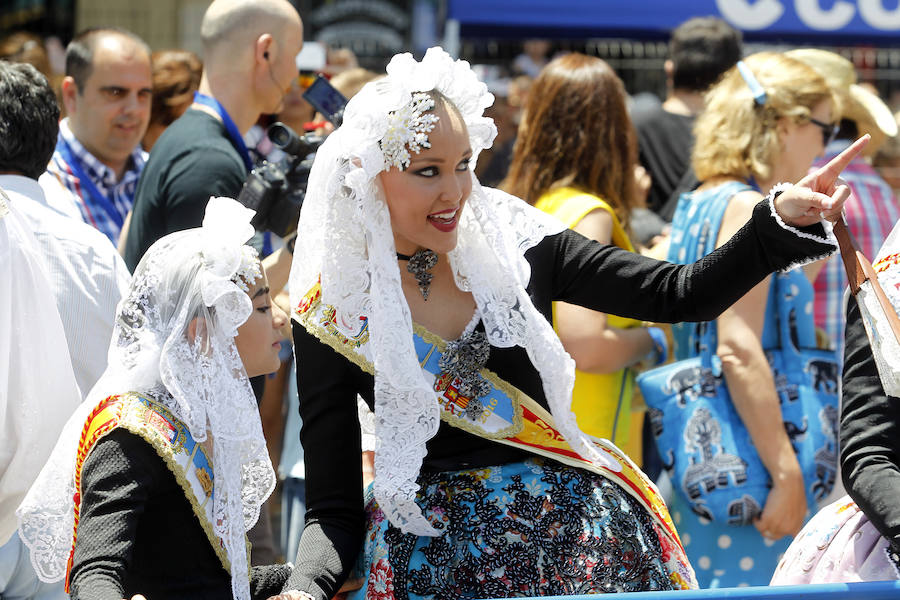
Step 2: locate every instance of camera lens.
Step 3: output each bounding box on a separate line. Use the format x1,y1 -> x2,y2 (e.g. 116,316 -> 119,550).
269,123 -> 291,147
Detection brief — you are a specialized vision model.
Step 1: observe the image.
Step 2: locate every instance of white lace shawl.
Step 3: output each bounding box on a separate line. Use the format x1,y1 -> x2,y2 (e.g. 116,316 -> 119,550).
17,198 -> 275,600
288,47 -> 620,537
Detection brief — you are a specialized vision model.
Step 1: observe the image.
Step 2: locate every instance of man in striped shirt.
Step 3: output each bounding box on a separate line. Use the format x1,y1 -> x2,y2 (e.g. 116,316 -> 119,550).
46,28 -> 152,245
789,50 -> 900,354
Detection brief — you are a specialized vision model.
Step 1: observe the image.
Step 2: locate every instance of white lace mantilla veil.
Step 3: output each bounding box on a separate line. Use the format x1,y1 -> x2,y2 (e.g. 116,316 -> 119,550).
16,197 -> 275,600
288,46 -> 622,537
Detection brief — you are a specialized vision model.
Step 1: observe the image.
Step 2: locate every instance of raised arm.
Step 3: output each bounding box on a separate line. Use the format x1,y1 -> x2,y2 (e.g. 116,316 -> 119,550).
542,137 -> 868,323
541,199 -> 828,323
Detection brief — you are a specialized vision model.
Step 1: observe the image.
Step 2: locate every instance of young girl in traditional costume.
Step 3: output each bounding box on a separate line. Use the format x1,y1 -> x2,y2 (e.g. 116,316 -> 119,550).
277,48 -> 865,600
18,198 -> 291,600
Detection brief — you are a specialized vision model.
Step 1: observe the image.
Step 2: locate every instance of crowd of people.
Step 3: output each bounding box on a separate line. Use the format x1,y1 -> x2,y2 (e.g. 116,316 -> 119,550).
2,3 -> 900,600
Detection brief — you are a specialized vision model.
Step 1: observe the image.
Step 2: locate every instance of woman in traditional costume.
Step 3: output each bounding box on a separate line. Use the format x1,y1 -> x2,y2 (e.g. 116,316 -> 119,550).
278,48 -> 865,600
771,219 -> 900,584
17,198 -> 291,600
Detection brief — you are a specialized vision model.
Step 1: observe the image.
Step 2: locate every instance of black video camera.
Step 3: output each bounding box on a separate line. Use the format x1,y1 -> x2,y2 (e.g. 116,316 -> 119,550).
237,122 -> 324,238
238,76 -> 348,238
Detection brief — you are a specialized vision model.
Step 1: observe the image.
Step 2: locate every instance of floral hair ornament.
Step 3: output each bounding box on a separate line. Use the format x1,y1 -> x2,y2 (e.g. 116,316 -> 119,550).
381,92 -> 440,170
197,197 -> 260,334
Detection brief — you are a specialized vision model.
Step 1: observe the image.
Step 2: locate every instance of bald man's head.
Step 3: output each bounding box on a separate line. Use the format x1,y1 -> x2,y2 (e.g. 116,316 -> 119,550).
201,0 -> 302,57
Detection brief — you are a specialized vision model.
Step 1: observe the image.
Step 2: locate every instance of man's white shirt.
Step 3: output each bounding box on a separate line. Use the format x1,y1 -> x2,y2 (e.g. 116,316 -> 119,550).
0,174 -> 131,396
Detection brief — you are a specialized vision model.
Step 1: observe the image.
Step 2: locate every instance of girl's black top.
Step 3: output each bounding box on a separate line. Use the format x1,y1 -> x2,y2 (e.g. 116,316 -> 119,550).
69,428 -> 291,600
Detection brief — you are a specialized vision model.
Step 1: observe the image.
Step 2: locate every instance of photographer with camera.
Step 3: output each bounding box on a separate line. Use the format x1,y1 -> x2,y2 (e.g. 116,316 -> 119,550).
245,68 -> 359,295
123,0 -> 304,271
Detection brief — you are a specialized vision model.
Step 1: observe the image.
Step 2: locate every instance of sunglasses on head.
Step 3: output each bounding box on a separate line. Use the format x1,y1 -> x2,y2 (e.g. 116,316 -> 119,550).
808,117 -> 839,148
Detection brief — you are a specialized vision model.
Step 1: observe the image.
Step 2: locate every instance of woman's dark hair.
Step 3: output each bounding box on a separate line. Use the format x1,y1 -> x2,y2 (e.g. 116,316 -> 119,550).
502,53 -> 638,229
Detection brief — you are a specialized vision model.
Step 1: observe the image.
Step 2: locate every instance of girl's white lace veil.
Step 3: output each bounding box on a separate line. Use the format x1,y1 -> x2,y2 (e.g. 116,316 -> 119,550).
17,198 -> 275,600
288,47 -> 620,537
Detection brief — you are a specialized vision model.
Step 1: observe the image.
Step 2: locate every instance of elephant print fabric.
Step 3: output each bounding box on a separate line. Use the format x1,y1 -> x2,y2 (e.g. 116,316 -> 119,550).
638,268 -> 840,526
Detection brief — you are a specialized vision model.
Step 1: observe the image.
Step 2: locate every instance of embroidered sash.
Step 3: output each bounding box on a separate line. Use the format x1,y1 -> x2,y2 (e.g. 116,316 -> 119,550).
295,285 -> 696,589
65,393 -> 231,590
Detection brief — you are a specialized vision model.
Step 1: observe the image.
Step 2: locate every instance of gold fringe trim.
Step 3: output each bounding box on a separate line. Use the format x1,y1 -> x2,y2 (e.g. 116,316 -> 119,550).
112,393 -> 252,573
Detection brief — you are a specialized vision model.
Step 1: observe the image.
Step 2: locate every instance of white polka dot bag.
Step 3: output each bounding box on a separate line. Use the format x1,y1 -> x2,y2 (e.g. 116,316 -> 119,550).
637,270 -> 840,525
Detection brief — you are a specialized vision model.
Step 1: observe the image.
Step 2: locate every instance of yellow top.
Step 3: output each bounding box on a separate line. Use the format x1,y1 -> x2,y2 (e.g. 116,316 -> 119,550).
534,187 -> 644,459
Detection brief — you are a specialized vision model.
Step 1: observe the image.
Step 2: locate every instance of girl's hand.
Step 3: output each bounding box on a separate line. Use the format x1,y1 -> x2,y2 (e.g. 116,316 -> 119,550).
773,135 -> 869,227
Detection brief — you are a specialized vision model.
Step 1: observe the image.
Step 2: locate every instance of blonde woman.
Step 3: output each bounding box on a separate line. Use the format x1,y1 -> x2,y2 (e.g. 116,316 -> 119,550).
665,51 -> 840,586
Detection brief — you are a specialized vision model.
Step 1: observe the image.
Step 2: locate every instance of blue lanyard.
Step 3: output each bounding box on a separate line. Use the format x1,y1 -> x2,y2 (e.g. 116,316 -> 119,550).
54,136 -> 125,229
193,92 -> 253,171
746,176 -> 762,193
193,92 -> 273,255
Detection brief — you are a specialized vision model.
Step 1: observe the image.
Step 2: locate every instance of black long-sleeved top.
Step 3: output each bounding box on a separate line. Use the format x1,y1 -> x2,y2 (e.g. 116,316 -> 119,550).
70,428 -> 290,600
283,201 -> 836,599
840,297 -> 900,554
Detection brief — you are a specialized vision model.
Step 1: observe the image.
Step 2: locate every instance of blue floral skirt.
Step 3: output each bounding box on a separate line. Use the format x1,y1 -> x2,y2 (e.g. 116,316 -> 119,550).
347,458 -> 679,599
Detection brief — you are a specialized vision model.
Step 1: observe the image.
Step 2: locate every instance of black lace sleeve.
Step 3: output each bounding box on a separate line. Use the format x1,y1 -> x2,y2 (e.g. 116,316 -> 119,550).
281,322 -> 371,600
840,298 -> 900,554
251,564 -> 293,599
527,199 -> 835,323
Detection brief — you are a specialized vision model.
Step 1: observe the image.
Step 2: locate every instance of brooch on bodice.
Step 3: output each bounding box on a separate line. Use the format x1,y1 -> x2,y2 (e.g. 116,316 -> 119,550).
439,329 -> 491,419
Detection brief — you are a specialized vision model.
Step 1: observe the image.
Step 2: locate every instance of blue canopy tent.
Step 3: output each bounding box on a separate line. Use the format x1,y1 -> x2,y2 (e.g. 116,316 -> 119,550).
446,0 -> 900,43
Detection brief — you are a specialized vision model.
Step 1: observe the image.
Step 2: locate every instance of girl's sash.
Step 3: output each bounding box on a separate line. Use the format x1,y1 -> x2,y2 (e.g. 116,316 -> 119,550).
65,393 -> 233,589
295,286 -> 696,590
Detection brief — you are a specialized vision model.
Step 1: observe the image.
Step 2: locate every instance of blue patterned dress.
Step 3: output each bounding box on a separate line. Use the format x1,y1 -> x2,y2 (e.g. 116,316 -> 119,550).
347,457 -> 682,600
666,182 -> 815,587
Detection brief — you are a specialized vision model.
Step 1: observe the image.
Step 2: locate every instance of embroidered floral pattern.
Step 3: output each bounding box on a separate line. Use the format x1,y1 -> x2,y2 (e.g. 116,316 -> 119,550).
368,558 -> 396,600
352,459 -> 674,600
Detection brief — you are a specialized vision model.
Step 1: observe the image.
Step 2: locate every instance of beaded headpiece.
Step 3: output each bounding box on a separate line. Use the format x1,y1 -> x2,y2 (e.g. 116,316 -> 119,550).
232,245 -> 263,292
381,92 -> 440,170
